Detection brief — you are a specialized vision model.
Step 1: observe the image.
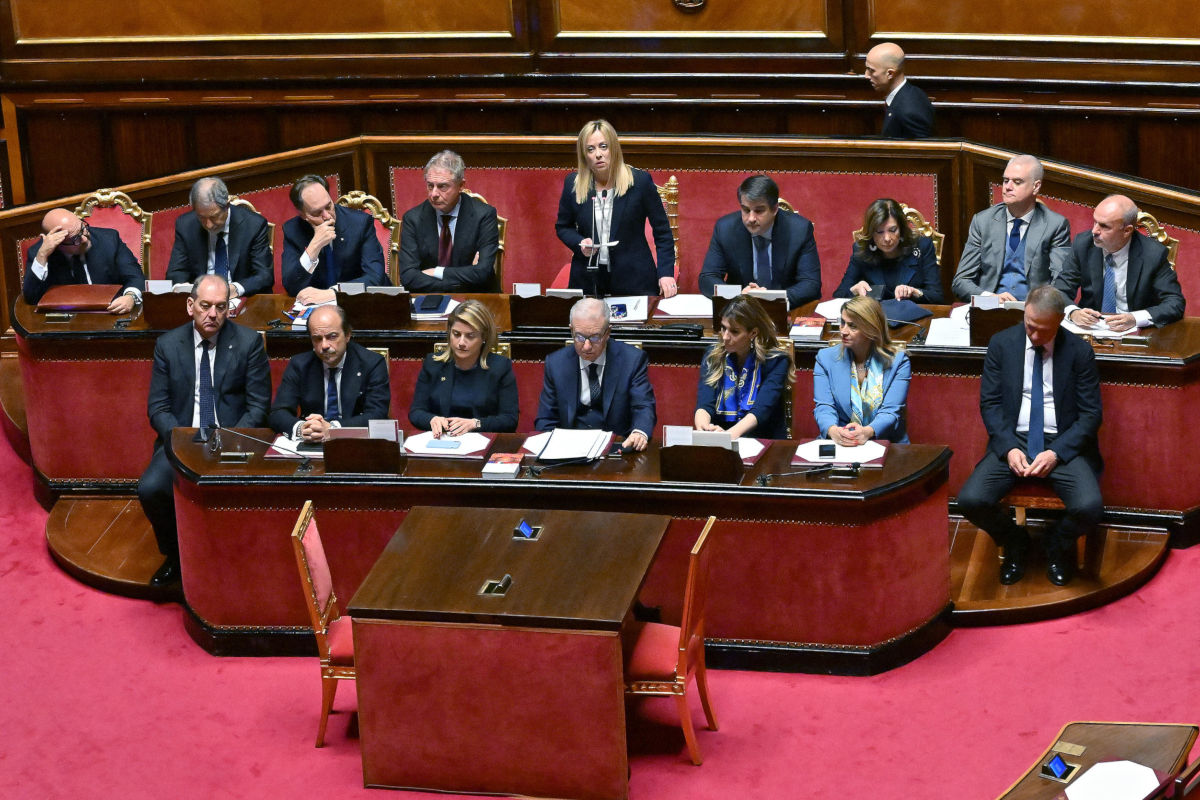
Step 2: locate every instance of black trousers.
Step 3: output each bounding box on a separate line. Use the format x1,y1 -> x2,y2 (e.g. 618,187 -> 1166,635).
137,446 -> 177,560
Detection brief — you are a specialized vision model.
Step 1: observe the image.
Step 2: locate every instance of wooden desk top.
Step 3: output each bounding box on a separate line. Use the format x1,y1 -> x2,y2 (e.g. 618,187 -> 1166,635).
348,505 -> 669,631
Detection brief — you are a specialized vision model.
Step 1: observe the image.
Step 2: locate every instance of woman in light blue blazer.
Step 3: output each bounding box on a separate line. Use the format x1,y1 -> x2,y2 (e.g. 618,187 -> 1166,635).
813,295 -> 910,444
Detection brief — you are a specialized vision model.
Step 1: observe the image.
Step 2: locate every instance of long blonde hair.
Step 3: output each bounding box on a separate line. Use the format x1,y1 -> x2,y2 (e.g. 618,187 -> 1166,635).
837,295 -> 899,369
432,299 -> 498,369
572,119 -> 634,204
704,295 -> 795,387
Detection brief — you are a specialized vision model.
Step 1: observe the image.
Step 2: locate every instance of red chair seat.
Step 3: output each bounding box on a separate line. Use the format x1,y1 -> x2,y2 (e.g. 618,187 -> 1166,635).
625,620 -> 682,680
327,615 -> 355,666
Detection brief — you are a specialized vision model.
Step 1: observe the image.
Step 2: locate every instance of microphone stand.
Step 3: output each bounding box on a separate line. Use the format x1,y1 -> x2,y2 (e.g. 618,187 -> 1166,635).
206,426 -> 315,473
756,463 -> 862,485
586,190 -> 601,299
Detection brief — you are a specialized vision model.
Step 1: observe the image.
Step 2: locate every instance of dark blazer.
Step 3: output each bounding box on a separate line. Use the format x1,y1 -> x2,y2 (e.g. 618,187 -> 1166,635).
833,235 -> 943,303
166,204 -> 274,296
535,339 -> 656,437
695,348 -> 792,440
23,226 -> 145,304
556,168 -> 675,296
698,208 -> 821,309
1064,231 -> 1184,327
281,205 -> 388,295
397,193 -> 499,292
408,352 -> 519,432
268,341 -> 391,434
981,323 -> 1102,472
813,346 -> 911,443
882,81 -> 934,139
951,202 -> 1074,301
147,319 -> 271,444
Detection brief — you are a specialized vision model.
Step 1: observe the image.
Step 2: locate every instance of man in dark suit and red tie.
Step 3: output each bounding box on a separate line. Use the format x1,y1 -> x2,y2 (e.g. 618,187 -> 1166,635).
864,42 -> 934,139
281,174 -> 389,304
166,176 -> 274,297
22,207 -> 145,312
397,150 -> 500,293
957,285 -> 1103,587
268,304 -> 391,442
1062,194 -> 1185,332
698,174 -> 822,309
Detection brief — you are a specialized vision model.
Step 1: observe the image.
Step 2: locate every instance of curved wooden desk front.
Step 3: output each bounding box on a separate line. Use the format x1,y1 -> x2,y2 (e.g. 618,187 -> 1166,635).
167,430 -> 951,673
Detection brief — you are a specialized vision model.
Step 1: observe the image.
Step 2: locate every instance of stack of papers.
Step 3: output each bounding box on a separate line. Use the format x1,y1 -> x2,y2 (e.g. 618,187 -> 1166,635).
815,298 -> 850,321
522,429 -> 613,460
411,297 -> 460,321
655,294 -> 714,318
403,430 -> 491,457
1062,318 -> 1126,339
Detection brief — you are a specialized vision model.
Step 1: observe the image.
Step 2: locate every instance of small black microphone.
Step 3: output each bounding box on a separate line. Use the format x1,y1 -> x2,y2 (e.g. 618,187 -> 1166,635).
212,426 -> 316,473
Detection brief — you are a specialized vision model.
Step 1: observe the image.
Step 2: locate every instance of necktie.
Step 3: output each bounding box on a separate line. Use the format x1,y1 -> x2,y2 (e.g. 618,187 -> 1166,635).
70,255 -> 86,284
753,235 -> 772,286
1007,219 -> 1023,253
437,215 -> 453,267
1101,253 -> 1117,314
214,232 -> 229,279
1028,345 -> 1045,458
587,363 -> 602,410
198,340 -> 217,431
323,243 -> 338,288
325,367 -> 340,423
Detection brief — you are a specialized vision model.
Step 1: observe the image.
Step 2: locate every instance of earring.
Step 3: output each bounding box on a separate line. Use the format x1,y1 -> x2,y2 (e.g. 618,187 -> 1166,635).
869,243 -> 877,252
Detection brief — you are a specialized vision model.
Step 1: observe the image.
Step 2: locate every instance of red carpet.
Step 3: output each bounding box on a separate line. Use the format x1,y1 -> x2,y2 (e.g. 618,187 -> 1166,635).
3,426 -> 1197,799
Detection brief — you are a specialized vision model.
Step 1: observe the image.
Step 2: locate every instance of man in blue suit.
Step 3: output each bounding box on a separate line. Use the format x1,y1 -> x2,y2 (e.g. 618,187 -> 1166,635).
865,42 -> 934,139
957,285 -> 1103,587
268,305 -> 391,441
535,297 -> 656,451
23,207 -> 145,312
166,176 -> 274,297
698,175 -> 821,309
137,275 -> 271,588
281,174 -> 389,304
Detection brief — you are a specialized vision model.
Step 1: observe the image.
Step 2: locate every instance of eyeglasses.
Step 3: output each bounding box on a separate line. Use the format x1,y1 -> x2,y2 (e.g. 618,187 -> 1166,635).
572,331 -> 607,346
61,220 -> 90,246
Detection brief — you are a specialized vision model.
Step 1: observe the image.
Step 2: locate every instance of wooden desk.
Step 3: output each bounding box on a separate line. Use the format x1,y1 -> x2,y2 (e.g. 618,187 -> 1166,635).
349,505 -> 667,800
167,430 -> 952,673
997,721 -> 1197,799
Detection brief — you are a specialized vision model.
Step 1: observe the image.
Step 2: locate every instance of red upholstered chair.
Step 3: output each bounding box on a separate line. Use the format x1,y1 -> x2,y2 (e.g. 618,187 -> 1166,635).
74,188 -> 152,274
463,188 -> 508,292
851,203 -> 944,266
289,500 -> 355,748
1137,209 -> 1179,271
336,190 -> 401,285
624,515 -> 718,766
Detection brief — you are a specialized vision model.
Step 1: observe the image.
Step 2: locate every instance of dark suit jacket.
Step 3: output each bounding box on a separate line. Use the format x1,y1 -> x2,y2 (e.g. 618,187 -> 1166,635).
833,235 -> 943,303
981,323 -> 1102,472
166,205 -> 274,296
698,208 -> 821,309
556,168 -> 675,296
695,348 -> 792,440
535,339 -> 656,437
1064,231 -> 1184,327
397,193 -> 499,292
281,205 -> 388,295
23,226 -> 145,304
882,81 -> 934,139
951,202 -> 1074,301
268,341 -> 391,434
408,352 -> 519,432
147,320 -> 271,444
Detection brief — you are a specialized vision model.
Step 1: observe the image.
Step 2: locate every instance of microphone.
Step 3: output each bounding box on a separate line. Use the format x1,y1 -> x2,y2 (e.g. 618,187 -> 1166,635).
755,463 -> 862,485
208,426 -> 316,473
587,190 -> 599,273
884,318 -> 928,344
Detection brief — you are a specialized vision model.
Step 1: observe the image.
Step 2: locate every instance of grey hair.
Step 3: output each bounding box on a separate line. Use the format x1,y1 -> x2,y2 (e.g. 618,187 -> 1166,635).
190,176 -> 230,210
423,150 -> 465,183
1007,154 -> 1044,183
569,297 -> 610,328
1026,284 -> 1067,315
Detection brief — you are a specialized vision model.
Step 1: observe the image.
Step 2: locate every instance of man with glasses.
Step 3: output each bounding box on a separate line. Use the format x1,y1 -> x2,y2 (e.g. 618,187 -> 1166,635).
166,176 -> 274,297
137,274 -> 271,588
22,207 -> 145,312
534,297 -> 656,451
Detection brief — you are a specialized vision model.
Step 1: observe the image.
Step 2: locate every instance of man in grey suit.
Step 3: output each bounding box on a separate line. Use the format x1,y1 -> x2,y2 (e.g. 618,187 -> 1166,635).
951,155 -> 1074,302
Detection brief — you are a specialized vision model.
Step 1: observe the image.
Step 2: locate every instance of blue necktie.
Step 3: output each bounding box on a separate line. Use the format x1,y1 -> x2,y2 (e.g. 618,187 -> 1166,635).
753,235 -> 772,286
198,340 -> 216,431
1028,345 -> 1045,458
323,242 -> 338,288
325,367 -> 340,423
1007,219 -> 1023,254
214,232 -> 229,279
1101,253 -> 1117,314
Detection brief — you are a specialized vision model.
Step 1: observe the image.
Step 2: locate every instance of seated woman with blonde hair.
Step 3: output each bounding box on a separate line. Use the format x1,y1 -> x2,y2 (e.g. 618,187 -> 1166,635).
813,295 -> 910,445
409,299 -> 518,435
694,295 -> 795,440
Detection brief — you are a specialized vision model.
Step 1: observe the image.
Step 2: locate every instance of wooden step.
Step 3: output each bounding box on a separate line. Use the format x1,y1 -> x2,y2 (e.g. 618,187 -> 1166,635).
0,351 -> 31,465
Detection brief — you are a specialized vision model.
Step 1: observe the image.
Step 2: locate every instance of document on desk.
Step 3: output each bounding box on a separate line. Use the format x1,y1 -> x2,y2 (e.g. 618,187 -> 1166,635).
265,435 -> 323,459
654,294 -> 713,318
925,317 -> 970,347
404,431 -> 493,458
815,297 -> 850,321
523,429 -> 613,460
1064,760 -> 1158,799
1062,318 -> 1125,339
793,439 -> 886,467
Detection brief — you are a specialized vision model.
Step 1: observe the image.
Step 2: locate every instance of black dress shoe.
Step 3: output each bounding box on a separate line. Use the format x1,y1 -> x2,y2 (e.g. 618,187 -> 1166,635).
999,551 -> 1026,585
150,559 -> 180,587
1046,558 -> 1074,586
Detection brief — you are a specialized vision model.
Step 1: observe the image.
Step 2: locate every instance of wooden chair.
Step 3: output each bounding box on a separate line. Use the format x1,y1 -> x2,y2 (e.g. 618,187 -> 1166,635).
624,516 -> 718,765
463,189 -> 507,292
337,190 -> 401,284
851,204 -> 945,266
1001,480 -> 1105,579
289,500 -> 355,747
655,175 -> 681,265
1137,210 -> 1179,270
74,188 -> 152,274
433,340 -> 512,358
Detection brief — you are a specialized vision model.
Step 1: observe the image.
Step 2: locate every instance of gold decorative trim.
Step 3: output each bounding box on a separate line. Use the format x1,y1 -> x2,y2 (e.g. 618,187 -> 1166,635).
877,32 -> 1200,46
673,0 -> 706,11
74,188 -> 152,273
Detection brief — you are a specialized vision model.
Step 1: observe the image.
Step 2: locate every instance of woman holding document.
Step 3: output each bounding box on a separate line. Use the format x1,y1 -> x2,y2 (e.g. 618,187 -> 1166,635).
833,198 -> 943,303
694,295 -> 794,440
555,119 -> 677,298
813,296 -> 910,445
409,300 -> 519,435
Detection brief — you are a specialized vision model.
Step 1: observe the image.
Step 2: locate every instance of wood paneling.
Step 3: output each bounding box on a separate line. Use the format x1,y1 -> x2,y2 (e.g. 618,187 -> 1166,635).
277,111 -> 356,152
194,112 -> 272,168
110,114 -> 191,185
556,0 -> 826,34
22,112 -> 106,201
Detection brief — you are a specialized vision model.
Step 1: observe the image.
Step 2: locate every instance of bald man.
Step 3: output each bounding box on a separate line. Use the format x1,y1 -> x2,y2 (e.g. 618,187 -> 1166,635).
1062,195 -> 1185,331
864,42 -> 934,139
23,208 -> 145,312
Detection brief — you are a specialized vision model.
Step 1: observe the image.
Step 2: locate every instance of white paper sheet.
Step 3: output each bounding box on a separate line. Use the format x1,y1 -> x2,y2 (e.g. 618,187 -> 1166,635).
714,284 -> 741,300
795,438 -> 886,464
1062,318 -> 1125,339
815,297 -> 850,320
925,317 -> 970,347
656,294 -> 714,317
404,430 -> 490,456
1064,760 -> 1159,800
525,428 -> 612,459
